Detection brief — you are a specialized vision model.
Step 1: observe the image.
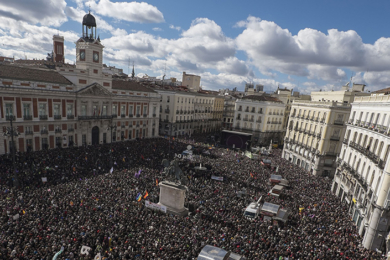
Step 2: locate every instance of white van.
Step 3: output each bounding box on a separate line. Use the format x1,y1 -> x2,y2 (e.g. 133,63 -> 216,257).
243,197 -> 262,220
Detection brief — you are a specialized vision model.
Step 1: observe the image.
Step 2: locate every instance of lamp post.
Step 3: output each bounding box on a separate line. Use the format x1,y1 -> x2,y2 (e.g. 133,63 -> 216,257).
107,122 -> 117,168
3,116 -> 20,188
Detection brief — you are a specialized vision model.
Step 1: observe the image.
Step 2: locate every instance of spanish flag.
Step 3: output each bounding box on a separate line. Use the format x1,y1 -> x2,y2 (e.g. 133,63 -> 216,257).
143,191 -> 149,199
136,193 -> 142,202
250,172 -> 254,178
156,178 -> 159,186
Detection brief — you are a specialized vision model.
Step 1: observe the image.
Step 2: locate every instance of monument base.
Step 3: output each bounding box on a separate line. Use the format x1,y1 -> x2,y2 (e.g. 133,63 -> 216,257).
158,181 -> 188,216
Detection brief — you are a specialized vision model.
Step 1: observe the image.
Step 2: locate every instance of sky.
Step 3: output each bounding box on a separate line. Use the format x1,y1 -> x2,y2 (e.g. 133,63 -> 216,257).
1,0 -> 390,94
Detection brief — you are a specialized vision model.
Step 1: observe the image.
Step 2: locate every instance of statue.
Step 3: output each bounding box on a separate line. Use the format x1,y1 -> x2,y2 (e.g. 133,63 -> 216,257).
161,158 -> 188,185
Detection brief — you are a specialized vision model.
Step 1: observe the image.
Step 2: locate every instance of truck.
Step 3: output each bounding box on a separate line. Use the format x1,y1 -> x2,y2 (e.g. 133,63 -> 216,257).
243,197 -> 262,220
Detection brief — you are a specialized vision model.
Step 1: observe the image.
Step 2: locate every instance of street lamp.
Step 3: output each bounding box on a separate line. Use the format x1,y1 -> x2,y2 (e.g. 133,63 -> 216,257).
107,122 -> 117,167
3,116 -> 20,188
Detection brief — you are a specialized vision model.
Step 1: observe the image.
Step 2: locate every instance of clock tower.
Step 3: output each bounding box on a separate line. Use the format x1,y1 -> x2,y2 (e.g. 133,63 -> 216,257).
75,12 -> 105,84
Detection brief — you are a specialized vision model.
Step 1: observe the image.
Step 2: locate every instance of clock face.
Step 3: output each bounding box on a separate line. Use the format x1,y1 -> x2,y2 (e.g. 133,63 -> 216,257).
80,50 -> 85,60
93,52 -> 99,62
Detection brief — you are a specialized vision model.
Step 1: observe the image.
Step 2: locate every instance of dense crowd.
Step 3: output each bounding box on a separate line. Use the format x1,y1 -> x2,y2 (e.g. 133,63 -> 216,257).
0,135 -> 384,259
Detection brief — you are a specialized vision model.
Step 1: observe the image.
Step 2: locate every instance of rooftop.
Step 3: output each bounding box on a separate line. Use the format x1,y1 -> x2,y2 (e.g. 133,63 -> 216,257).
112,80 -> 157,93
241,95 -> 282,103
0,64 -> 73,85
373,87 -> 390,95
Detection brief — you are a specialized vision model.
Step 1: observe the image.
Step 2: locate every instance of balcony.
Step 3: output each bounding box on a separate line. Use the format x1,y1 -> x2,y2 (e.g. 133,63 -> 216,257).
251,110 -> 255,113
55,129 -> 62,133
54,115 -> 62,120
180,110 -> 184,114
316,133 -> 321,138
256,120 -> 262,123
176,110 -> 179,114
343,139 -> 348,145
121,114 -> 126,118
25,130 -> 33,135
68,128 -> 74,132
191,110 -> 194,114
78,115 -> 113,120
136,124 -> 140,128
320,119 -> 325,123
165,109 -> 170,113
245,109 -> 249,112
6,115 -> 15,121
153,114 -> 156,117
121,125 -> 125,128
334,120 -> 343,125
258,111 -> 263,114
67,115 -> 74,119
268,112 -> 272,115
163,119 -> 169,122
129,114 -> 133,118
249,119 -> 254,122
23,115 -> 32,120
41,129 -> 48,134
143,114 -> 147,117
136,114 -> 140,118
236,117 -> 241,120
238,108 -> 242,111
112,114 -> 118,118
39,115 -> 48,120
243,118 -> 249,121
330,136 -> 340,141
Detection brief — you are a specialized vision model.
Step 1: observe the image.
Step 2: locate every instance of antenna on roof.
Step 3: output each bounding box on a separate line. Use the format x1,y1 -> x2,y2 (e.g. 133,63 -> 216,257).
88,4 -> 91,13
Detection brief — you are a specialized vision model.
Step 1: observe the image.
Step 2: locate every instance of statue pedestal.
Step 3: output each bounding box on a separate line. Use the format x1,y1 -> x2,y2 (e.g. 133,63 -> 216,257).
158,181 -> 188,216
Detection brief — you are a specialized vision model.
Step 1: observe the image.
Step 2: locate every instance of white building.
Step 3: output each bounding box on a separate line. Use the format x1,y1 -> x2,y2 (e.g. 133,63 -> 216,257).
332,91 -> 390,252
283,100 -> 351,176
233,95 -> 285,146
157,90 -> 195,136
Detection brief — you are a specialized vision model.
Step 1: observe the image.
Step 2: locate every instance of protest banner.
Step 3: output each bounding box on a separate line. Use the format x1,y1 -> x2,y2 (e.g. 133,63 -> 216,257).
211,176 -> 224,181
145,200 -> 167,213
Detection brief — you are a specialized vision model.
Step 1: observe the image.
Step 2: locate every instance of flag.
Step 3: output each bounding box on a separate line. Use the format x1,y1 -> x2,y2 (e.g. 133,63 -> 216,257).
141,155 -> 144,160
156,179 -> 158,186
22,210 -> 25,214
110,167 -> 113,174
136,193 -> 142,202
250,173 -> 254,178
123,157 -> 125,162
143,191 -> 149,199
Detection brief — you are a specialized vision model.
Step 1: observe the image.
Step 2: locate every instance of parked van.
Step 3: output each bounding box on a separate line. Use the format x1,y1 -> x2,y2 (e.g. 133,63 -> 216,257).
243,197 -> 262,220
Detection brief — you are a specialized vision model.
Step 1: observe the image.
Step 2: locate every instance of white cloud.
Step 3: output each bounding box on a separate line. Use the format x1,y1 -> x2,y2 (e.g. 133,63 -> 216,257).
169,25 -> 181,31
153,27 -> 162,31
235,16 -> 390,86
87,0 -> 164,23
0,0 -> 68,27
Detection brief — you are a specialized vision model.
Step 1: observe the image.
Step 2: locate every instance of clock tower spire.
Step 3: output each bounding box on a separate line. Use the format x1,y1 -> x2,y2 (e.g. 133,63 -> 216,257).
75,11 -> 105,85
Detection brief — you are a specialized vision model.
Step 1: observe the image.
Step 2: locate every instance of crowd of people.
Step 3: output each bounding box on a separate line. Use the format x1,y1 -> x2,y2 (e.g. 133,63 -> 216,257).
0,135 -> 384,259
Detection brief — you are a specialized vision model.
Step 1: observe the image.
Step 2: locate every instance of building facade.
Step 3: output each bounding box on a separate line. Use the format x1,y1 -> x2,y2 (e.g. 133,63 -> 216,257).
182,72 -> 201,92
283,100 -> 351,177
157,90 -> 195,137
233,95 -> 285,146
0,12 -> 159,155
332,93 -> 390,252
222,95 -> 236,130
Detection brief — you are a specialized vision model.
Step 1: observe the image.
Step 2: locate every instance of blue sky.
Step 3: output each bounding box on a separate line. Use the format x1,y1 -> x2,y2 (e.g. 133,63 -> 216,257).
1,0 -> 390,93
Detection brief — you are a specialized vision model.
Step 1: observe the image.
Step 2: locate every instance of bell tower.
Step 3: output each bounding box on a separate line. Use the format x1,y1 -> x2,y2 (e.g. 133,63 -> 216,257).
75,11 -> 105,85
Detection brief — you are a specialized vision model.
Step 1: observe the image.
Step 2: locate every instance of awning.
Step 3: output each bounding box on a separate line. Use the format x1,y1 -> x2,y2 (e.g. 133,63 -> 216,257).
274,209 -> 289,223
352,198 -> 357,203
261,202 -> 280,215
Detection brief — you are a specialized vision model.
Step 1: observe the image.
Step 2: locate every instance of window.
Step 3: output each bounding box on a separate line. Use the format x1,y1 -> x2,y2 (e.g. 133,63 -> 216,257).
42,137 -> 48,149
23,104 -> 31,116
143,106 -> 147,115
153,107 -> 156,115
39,104 -> 46,116
93,105 -> 98,116
82,135 -> 86,146
112,105 -> 117,115
54,104 -> 60,116
129,106 -> 134,115
121,105 -> 125,116
67,104 -> 73,116
81,105 -> 87,116
167,96 -> 170,103
56,137 -> 61,147
136,106 -> 140,115
26,139 -> 33,151
5,103 -> 13,116
102,105 -> 107,116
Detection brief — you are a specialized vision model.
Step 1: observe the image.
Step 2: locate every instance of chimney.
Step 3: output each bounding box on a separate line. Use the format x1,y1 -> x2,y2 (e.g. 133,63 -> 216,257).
53,35 -> 65,63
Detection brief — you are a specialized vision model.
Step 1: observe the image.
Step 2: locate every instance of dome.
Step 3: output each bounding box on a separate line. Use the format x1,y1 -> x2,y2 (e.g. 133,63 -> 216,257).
82,12 -> 96,27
